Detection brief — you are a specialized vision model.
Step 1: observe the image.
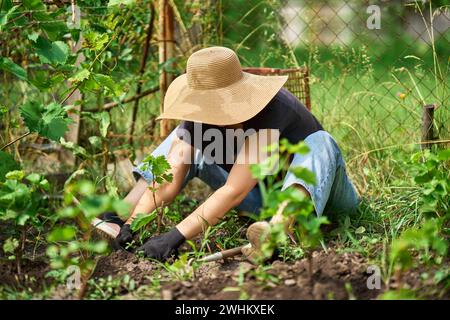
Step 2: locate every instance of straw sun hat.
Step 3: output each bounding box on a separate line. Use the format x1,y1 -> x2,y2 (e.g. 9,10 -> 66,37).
157,46 -> 288,126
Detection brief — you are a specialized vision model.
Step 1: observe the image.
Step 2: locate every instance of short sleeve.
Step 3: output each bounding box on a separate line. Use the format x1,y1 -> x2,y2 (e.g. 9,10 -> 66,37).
176,121 -> 194,145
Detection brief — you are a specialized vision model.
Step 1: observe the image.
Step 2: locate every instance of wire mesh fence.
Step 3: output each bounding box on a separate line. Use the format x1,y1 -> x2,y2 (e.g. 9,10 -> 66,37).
210,0 -> 450,155
1,0 -> 448,161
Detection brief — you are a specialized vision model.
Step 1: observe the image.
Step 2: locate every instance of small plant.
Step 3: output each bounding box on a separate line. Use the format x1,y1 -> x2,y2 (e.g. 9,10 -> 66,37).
133,155 -> 173,235
389,218 -> 448,289
385,148 -> 449,297
223,264 -> 250,300
0,170 -> 50,276
409,148 -> 450,218
249,265 -> 280,288
87,275 -> 136,300
158,253 -> 195,282
46,180 -> 130,299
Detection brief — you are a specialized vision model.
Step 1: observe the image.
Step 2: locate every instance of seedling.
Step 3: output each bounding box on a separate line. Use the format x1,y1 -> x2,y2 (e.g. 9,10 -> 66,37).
389,218 -> 448,290
136,155 -> 173,235
223,264 -> 250,300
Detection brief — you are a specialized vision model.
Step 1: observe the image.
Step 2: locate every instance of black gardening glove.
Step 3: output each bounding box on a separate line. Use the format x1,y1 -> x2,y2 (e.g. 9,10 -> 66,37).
99,212 -> 124,227
115,224 -> 134,249
137,227 -> 185,261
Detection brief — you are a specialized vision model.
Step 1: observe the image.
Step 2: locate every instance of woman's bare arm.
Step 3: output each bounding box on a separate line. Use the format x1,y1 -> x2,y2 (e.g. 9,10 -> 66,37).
125,137 -> 193,225
176,131 -> 271,239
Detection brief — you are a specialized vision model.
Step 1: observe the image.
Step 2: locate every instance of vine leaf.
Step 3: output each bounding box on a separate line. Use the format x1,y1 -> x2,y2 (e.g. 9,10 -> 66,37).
33,36 -> 69,66
83,31 -> 109,51
0,5 -> 20,31
69,69 -> 91,83
108,0 -> 136,7
99,112 -> 110,138
23,0 -> 68,40
20,101 -> 73,141
0,57 -> 27,81
92,73 -> 123,97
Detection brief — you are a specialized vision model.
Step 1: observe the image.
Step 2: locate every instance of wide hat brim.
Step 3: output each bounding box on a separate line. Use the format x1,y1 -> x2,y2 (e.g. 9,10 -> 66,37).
157,72 -> 288,125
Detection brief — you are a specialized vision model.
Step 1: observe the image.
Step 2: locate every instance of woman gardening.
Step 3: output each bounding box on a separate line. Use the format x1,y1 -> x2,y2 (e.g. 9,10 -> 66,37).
93,46 -> 359,263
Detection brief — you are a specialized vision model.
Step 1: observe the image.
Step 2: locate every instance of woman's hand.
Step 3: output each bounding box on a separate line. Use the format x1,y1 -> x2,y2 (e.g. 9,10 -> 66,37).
115,224 -> 134,248
137,227 -> 185,260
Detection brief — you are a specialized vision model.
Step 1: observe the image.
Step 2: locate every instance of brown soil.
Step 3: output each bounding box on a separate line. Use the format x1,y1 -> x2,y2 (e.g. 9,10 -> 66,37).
0,258 -> 51,290
1,231 -> 447,300
91,249 -> 381,300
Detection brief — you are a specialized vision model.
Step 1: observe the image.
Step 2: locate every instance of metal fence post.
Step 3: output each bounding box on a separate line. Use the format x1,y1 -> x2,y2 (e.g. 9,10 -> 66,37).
421,104 -> 436,150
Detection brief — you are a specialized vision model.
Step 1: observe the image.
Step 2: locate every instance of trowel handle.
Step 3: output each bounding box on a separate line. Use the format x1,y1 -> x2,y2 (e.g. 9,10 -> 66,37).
199,244 -> 250,262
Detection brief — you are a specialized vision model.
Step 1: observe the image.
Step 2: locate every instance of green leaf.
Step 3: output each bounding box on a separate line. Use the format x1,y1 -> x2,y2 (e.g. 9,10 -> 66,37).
379,289 -> 417,300
40,179 -> 50,191
69,69 -> 91,83
0,0 -> 13,11
108,0 -> 136,7
91,73 -> 123,97
20,101 -> 40,133
0,57 -> 27,81
30,69 -> 64,90
130,212 -> 157,232
355,226 -> 366,234
289,166 -> 316,185
77,181 -> 95,196
60,138 -> 88,158
22,0 -> 46,10
82,31 -> 109,51
280,139 -> 310,155
3,237 -> 19,254
40,103 -> 72,141
92,112 -> 110,138
47,226 -> 77,242
0,151 -> 20,182
88,136 -> 102,149
17,213 -> 31,226
27,32 -> 39,42
23,1 -> 68,40
33,36 -> 69,66
20,101 -> 72,141
57,207 -> 79,219
26,173 -> 42,185
0,5 -> 20,30
437,148 -> 450,161
5,170 -> 25,181
82,240 -> 108,253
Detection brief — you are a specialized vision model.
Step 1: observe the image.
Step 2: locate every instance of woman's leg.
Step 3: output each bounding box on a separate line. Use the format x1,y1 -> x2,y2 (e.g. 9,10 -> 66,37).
281,130 -> 359,217
243,132 -> 358,263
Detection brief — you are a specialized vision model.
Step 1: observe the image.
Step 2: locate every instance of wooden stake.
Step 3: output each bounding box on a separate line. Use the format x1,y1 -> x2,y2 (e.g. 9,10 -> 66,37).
158,0 -> 175,137
61,9 -> 84,167
421,104 -> 436,150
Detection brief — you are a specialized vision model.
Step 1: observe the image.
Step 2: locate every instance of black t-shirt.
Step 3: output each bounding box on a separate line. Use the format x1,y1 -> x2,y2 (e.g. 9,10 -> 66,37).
176,88 -> 324,172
